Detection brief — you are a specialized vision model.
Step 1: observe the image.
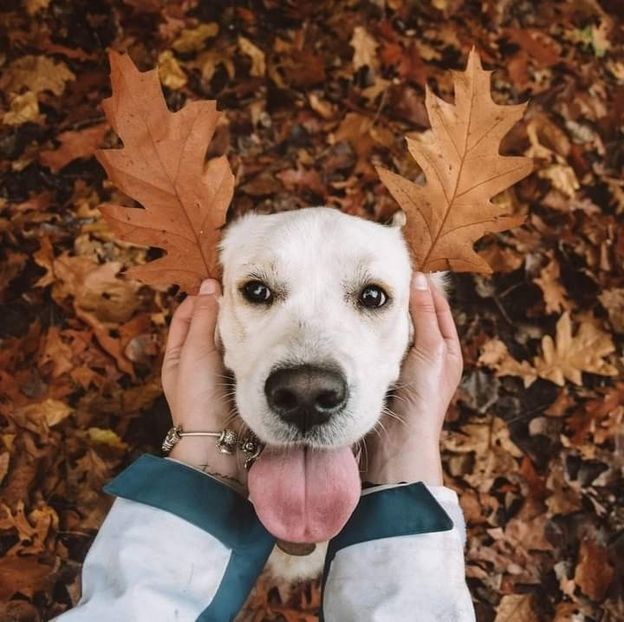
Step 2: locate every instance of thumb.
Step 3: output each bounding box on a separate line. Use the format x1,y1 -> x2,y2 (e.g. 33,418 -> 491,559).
185,279 -> 222,354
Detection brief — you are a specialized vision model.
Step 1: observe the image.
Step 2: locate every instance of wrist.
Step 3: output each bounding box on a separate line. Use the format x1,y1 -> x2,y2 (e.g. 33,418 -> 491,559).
365,440 -> 443,487
169,438 -> 243,484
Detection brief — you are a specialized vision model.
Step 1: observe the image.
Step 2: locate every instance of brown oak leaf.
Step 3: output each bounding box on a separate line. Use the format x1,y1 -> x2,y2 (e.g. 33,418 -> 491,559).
478,337 -> 538,388
480,313 -> 617,387
376,49 -> 532,272
533,313 -> 618,386
96,51 -> 234,293
534,253 -> 572,314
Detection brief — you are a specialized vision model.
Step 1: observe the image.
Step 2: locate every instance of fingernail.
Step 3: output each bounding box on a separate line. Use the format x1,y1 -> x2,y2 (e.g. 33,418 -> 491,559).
412,272 -> 429,290
200,279 -> 217,295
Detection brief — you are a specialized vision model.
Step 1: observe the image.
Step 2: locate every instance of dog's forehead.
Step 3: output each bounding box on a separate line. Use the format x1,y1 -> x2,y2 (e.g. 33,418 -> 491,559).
220,207 -> 410,279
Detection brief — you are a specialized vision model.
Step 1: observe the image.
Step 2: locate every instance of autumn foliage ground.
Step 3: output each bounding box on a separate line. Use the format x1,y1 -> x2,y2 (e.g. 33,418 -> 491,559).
0,1 -> 623,621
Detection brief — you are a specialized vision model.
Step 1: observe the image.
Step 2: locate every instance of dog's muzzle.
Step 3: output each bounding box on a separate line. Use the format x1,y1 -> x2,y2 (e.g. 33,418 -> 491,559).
264,364 -> 348,433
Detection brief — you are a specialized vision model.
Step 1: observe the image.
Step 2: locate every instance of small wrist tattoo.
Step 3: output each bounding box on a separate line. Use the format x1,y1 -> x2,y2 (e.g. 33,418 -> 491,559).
199,465 -> 243,489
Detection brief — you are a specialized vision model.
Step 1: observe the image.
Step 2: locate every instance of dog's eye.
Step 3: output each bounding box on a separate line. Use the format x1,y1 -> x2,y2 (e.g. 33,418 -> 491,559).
241,280 -> 273,304
359,285 -> 388,309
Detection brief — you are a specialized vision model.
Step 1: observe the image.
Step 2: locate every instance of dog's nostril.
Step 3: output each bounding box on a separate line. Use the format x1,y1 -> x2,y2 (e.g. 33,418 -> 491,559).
264,364 -> 348,432
273,388 -> 298,411
316,389 -> 343,411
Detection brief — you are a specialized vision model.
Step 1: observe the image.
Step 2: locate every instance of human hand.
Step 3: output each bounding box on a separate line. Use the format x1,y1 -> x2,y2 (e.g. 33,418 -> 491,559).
162,279 -> 245,489
363,272 -> 463,486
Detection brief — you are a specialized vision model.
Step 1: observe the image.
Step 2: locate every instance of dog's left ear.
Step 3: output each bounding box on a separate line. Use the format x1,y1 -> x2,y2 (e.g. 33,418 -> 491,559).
387,209 -> 407,228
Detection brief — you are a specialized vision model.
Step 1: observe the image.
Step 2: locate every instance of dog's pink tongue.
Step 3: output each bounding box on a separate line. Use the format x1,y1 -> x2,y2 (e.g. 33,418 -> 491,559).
248,447 -> 360,543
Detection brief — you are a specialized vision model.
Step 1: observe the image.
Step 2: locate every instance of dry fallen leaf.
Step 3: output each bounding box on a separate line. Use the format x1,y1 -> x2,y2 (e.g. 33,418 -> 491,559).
376,49 -> 532,272
0,55 -> 75,96
534,254 -> 572,314
0,556 -> 57,600
97,51 -> 234,293
239,36 -> 266,77
157,50 -> 187,90
3,91 -> 40,126
350,26 -> 378,71
574,539 -> 614,601
14,399 -> 73,429
478,338 -> 538,387
481,314 -> 617,387
598,287 -> 624,333
494,593 -> 539,622
172,23 -> 219,53
533,313 -> 618,386
40,123 -> 108,172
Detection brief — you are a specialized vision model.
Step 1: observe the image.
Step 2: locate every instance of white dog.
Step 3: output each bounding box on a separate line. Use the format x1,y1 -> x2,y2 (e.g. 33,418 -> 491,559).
217,206 -> 442,581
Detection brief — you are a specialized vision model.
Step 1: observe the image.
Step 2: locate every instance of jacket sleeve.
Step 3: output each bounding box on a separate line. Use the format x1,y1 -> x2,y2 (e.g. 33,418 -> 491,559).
53,454 -> 275,622
321,483 -> 475,622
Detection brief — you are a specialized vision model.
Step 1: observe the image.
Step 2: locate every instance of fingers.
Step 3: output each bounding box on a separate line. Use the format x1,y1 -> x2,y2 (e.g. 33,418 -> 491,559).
409,272 -> 442,350
185,279 -> 222,355
430,279 -> 459,345
164,295 -> 195,364
431,281 -> 462,367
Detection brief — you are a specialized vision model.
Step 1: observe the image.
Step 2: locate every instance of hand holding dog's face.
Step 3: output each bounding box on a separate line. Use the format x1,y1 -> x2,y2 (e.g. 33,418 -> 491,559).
363,273 -> 463,487
161,280 -> 246,487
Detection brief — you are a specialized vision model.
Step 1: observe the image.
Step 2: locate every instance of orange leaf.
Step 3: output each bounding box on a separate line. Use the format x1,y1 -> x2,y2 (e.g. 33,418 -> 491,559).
376,49 -> 532,273
0,555 -> 56,600
574,539 -> 614,601
39,123 -> 108,172
96,51 -> 234,293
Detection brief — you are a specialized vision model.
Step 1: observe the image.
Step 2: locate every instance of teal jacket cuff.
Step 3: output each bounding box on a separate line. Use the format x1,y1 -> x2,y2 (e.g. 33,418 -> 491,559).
104,453 -> 275,553
330,482 -> 453,556
320,482 -> 454,619
104,454 -> 276,622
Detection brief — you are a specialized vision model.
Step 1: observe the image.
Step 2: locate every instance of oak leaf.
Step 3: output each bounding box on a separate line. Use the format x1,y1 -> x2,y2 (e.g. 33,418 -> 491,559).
350,26 -> 378,71
480,314 -> 618,387
97,51 -> 234,293
533,253 -> 572,314
376,49 -> 532,272
533,313 -> 618,386
478,338 -> 538,388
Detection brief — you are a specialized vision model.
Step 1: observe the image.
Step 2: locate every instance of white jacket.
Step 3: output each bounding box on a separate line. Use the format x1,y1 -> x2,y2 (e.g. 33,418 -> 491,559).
54,454 -> 475,621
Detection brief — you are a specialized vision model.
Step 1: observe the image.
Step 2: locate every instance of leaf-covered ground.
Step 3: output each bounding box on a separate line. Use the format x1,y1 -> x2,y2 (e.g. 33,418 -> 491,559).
1,0 -> 623,620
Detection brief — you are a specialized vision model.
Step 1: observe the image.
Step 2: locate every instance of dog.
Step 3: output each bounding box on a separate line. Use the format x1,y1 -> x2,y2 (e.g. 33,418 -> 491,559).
217,206 -> 443,582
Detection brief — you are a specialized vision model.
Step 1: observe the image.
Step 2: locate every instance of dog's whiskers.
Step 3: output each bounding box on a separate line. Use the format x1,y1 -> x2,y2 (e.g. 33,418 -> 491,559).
381,406 -> 407,426
355,438 -> 370,474
372,419 -> 390,441
387,393 -> 410,406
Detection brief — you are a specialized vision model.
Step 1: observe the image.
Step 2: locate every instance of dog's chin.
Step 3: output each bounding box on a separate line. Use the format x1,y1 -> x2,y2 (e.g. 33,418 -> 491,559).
239,405 -> 376,451
262,424 -> 347,450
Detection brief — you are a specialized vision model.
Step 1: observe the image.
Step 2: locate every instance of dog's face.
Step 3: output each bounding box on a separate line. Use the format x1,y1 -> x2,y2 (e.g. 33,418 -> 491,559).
217,207 -> 412,449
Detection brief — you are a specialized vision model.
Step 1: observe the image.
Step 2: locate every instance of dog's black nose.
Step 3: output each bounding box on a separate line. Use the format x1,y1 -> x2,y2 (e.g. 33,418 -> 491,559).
265,365 -> 348,432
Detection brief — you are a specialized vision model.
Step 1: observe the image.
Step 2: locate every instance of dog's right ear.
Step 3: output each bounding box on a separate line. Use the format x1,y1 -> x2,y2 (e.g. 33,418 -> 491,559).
388,209 -> 407,228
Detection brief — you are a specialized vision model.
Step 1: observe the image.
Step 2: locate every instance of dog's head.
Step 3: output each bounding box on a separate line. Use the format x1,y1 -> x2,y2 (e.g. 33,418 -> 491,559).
218,207 -> 412,449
